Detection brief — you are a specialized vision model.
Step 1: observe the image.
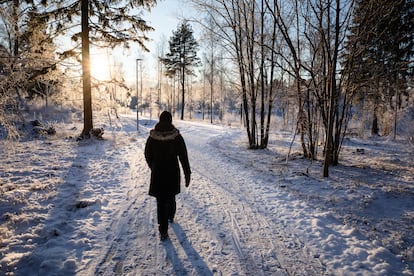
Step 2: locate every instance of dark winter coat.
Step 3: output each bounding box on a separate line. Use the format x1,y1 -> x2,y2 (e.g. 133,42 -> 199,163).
144,121 -> 191,199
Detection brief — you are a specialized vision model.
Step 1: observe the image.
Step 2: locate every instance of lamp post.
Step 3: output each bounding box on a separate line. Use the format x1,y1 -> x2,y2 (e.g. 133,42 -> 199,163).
136,58 -> 142,131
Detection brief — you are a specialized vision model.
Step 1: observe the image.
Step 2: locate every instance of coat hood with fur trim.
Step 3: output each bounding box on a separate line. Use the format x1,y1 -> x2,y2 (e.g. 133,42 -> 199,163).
149,128 -> 180,141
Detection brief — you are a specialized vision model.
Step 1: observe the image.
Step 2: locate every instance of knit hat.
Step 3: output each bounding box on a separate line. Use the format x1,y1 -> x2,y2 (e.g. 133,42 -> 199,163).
159,111 -> 172,123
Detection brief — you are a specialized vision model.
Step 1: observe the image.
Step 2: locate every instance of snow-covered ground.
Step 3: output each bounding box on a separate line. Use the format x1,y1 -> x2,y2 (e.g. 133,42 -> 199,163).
0,111 -> 413,275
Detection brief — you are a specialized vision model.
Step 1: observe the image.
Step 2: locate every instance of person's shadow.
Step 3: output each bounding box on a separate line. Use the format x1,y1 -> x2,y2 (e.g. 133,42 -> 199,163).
162,223 -> 213,275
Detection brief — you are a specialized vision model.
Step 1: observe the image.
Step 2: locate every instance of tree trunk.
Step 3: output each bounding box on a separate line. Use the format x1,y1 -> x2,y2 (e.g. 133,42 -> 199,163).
247,1 -> 257,148
13,0 -> 19,57
305,87 -> 316,159
259,0 -> 265,148
210,49 -> 214,124
323,75 -> 335,177
323,0 -> 341,177
181,64 -> 185,120
371,112 -> 379,135
81,0 -> 93,137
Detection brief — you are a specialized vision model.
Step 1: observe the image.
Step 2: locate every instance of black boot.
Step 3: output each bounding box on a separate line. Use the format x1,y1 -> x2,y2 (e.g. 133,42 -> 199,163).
160,232 -> 169,241
159,225 -> 168,241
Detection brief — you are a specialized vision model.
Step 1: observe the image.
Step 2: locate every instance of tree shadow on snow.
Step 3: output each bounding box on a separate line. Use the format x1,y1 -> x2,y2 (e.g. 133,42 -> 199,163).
162,223 -> 213,276
11,138 -> 110,275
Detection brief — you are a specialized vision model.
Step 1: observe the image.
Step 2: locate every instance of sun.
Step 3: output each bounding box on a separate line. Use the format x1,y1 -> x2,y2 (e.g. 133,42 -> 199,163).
90,51 -> 111,81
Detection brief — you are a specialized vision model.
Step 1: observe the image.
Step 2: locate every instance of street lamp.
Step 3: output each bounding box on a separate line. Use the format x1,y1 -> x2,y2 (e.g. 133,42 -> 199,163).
136,58 -> 142,131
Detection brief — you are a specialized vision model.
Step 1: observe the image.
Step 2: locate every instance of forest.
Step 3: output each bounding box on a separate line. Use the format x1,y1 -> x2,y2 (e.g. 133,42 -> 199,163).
0,0 -> 413,177
1,1 -> 414,274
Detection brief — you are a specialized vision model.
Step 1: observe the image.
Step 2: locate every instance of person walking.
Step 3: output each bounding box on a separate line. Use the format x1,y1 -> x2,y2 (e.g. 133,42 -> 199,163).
144,111 -> 191,241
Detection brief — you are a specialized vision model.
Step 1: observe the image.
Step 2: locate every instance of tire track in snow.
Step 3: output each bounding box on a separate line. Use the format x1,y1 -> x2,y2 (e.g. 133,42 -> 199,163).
90,128 -> 185,275
83,134 -> 158,275
90,123 -> 200,275
184,168 -> 285,275
90,142 -> 142,275
180,123 -> 325,275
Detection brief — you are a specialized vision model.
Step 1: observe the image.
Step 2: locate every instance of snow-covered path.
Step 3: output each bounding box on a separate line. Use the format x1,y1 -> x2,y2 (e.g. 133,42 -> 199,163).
1,113 -> 413,275
177,122 -> 323,275
79,118 -> 324,275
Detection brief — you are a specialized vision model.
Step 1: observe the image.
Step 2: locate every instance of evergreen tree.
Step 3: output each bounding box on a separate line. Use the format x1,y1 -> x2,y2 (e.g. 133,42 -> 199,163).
22,7 -> 60,102
162,21 -> 200,120
0,1 -> 58,138
344,0 -> 414,135
38,0 -> 156,138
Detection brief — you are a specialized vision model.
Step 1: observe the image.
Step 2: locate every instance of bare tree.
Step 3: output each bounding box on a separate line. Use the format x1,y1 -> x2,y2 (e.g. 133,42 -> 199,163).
302,0 -> 355,176
192,0 -> 280,148
200,14 -> 219,124
265,0 -> 314,156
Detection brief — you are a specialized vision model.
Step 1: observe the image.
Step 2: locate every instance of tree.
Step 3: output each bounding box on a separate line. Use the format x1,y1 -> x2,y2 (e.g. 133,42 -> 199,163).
39,0 -> 156,138
265,0 -> 356,176
301,0 -> 355,177
0,1 -> 60,138
191,0 -> 284,149
201,14 -> 219,124
344,0 -> 414,137
23,7 -> 60,105
191,0 -> 257,147
264,0 -> 316,156
161,21 -> 200,120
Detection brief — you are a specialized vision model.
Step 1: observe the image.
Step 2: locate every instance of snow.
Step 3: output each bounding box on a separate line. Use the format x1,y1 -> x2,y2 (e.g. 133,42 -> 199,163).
0,111 -> 413,275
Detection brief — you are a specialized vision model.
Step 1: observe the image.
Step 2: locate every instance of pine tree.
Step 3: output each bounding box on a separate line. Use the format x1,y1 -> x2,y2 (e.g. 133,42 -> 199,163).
22,7 -> 59,102
162,21 -> 200,120
344,0 -> 414,136
0,1 -> 58,138
38,0 -> 156,138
